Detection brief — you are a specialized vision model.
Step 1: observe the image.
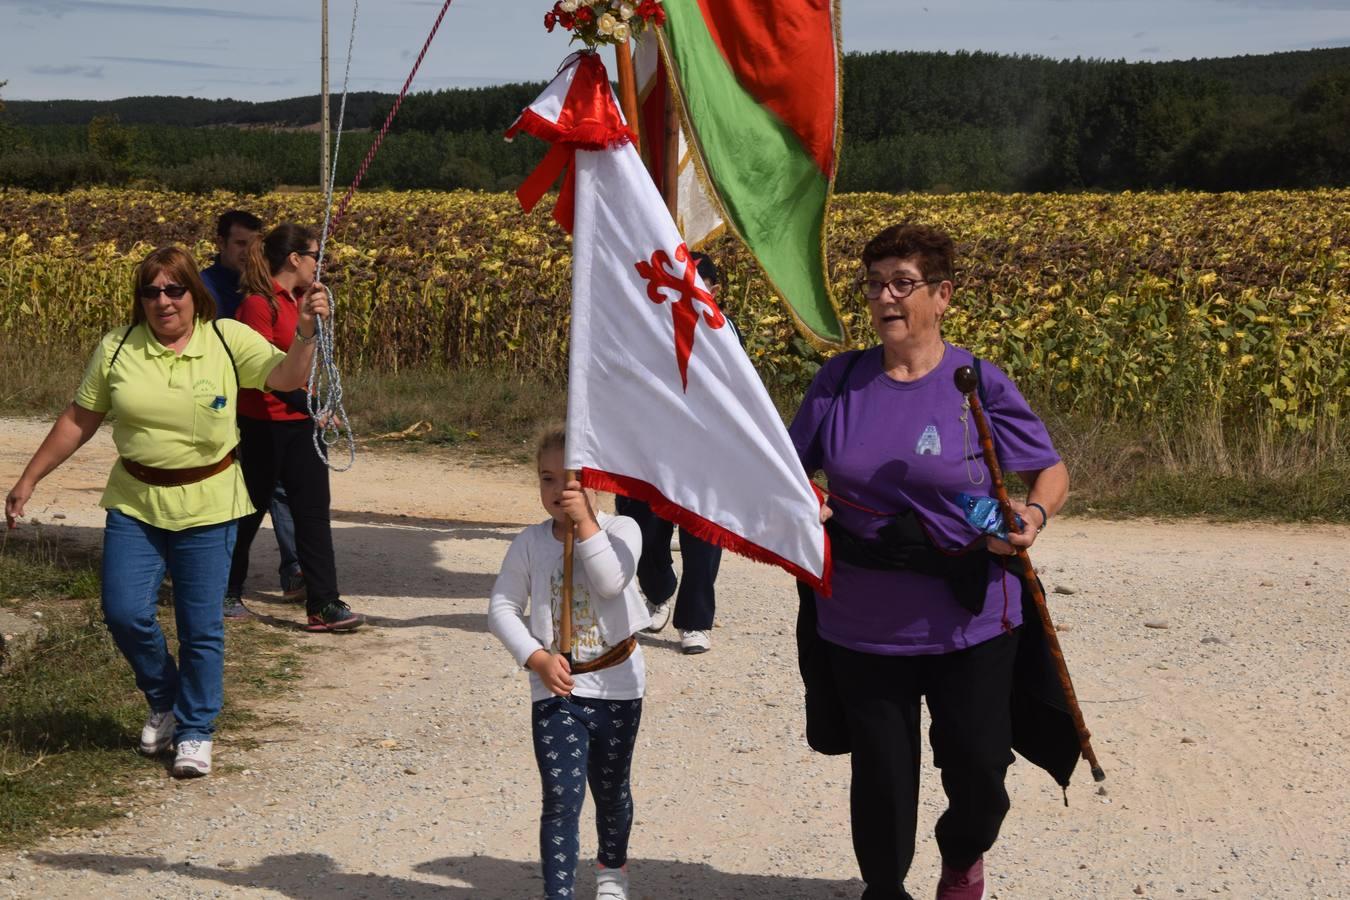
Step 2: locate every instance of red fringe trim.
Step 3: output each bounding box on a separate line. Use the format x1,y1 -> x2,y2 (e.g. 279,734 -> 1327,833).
582,467 -> 832,596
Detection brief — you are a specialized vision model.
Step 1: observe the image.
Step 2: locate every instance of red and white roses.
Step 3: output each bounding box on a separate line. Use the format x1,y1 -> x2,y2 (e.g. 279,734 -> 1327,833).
544,0 -> 666,47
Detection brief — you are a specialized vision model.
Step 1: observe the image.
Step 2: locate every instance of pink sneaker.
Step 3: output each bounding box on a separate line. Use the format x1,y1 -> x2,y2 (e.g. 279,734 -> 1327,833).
935,857 -> 984,900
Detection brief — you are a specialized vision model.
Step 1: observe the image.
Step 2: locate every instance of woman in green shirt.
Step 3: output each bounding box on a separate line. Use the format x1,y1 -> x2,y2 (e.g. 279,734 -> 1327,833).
5,245 -> 328,778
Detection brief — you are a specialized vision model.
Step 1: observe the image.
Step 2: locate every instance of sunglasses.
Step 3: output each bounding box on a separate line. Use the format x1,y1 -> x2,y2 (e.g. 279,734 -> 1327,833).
138,284 -> 190,300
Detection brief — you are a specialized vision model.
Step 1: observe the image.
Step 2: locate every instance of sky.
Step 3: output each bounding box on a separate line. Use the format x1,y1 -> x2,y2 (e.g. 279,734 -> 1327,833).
1,0 -> 1349,102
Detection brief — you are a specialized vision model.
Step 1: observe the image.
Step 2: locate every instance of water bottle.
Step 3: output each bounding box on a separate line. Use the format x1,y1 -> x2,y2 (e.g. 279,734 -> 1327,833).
956,493 -> 1023,541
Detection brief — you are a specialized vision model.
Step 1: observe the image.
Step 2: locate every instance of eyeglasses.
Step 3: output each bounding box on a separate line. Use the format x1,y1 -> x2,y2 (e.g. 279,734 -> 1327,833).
294,250 -> 320,260
859,276 -> 943,299
138,284 -> 189,300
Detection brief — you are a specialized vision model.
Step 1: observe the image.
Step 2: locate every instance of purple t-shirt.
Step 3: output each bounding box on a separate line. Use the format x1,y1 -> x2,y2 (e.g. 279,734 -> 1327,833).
789,343 -> 1060,656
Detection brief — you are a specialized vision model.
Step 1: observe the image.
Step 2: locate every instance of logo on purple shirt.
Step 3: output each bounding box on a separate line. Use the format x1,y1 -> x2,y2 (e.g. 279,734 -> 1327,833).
915,424 -> 942,456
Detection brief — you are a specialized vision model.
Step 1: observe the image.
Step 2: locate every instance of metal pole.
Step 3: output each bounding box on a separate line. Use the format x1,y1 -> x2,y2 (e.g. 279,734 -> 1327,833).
320,0 -> 330,190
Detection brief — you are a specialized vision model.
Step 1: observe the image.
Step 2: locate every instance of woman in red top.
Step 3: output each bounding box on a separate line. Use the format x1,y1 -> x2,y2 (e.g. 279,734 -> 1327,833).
226,223 -> 362,632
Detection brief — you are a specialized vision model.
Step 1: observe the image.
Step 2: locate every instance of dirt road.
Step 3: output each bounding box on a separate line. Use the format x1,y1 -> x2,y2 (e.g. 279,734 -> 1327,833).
2,417 -> 1347,898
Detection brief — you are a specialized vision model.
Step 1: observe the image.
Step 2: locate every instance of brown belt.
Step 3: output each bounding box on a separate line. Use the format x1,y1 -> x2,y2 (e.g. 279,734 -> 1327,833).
570,636 -> 639,675
120,449 -> 236,487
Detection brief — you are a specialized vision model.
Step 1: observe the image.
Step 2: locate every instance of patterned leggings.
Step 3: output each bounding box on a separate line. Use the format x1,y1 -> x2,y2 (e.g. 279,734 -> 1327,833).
532,694 -> 643,899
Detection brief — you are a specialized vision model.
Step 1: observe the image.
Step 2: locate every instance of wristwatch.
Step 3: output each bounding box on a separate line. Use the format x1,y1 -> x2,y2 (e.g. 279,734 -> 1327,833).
293,327 -> 316,345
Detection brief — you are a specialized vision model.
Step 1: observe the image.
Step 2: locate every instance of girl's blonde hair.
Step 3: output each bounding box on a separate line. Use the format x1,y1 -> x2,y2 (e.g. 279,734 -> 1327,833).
535,423 -> 566,468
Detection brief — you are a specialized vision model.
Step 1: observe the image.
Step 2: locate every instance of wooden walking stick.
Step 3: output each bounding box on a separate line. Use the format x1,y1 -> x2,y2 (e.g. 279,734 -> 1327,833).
954,366 -> 1106,783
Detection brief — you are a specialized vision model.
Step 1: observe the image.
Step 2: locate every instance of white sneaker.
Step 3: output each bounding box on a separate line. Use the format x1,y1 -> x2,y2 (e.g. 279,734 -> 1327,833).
172,739 -> 212,778
680,629 -> 711,655
139,710 -> 174,755
595,864 -> 629,899
643,600 -> 672,634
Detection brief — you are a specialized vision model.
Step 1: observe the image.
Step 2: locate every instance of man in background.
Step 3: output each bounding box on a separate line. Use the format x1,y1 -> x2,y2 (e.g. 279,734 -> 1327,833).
200,210 -> 305,616
199,210 -> 261,320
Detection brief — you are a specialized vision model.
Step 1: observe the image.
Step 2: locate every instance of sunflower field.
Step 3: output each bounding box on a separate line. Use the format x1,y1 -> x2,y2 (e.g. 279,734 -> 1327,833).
1,187 -> 1346,443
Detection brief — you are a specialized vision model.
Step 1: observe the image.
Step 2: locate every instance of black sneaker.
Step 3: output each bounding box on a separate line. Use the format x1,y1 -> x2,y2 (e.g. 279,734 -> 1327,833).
281,569 -> 307,603
223,592 -> 249,619
305,600 -> 363,633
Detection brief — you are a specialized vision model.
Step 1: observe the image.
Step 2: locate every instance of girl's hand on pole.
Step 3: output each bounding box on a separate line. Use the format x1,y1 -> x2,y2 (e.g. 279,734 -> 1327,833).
560,480 -> 599,540
526,649 -> 575,697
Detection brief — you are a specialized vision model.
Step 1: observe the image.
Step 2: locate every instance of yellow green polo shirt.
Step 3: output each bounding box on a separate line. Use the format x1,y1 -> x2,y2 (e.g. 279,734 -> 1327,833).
75,319 -> 287,531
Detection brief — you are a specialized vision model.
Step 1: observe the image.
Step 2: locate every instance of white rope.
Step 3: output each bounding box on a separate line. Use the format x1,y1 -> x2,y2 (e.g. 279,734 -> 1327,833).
308,0 -> 360,471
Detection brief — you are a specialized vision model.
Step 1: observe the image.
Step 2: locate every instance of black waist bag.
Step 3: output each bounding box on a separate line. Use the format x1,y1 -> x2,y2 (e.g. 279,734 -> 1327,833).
826,511 -> 991,615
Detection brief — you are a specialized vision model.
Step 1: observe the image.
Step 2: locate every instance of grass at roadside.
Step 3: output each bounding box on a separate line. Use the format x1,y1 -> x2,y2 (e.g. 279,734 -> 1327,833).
343,364 -> 564,461
2,344 -> 1344,521
0,344 -> 86,418
0,530 -> 310,849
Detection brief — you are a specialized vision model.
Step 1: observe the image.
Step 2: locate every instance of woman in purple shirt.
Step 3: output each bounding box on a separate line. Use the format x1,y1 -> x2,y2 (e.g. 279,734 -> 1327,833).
789,224 -> 1069,900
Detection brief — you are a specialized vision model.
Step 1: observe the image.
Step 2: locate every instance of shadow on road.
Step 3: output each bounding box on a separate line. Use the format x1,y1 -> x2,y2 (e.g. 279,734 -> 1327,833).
34,851 -> 859,898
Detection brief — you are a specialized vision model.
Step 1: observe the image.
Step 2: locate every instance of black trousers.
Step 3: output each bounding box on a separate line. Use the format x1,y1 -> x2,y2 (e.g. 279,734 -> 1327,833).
227,417 -> 340,614
613,495 -> 720,631
827,629 -> 1020,900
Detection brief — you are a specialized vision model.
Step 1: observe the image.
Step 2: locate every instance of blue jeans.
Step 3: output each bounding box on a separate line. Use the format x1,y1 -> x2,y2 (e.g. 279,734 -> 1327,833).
101,509 -> 236,742
532,695 -> 642,899
270,483 -> 300,583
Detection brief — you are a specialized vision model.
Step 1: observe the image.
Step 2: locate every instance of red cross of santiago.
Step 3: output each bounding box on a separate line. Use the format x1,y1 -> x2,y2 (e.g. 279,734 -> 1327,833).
634,243 -> 725,392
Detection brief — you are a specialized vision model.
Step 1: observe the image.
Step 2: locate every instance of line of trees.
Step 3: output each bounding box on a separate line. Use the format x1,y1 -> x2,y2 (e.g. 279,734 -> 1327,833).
2,47 -> 1347,194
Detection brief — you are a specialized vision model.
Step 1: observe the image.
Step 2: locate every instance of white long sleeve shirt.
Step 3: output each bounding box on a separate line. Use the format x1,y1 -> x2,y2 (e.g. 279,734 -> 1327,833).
487,513 -> 650,702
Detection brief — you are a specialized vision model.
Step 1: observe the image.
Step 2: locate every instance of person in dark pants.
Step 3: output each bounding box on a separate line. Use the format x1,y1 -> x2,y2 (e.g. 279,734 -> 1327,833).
614,251 -> 730,655
199,209 -> 305,615
225,223 -> 362,633
788,224 -> 1069,899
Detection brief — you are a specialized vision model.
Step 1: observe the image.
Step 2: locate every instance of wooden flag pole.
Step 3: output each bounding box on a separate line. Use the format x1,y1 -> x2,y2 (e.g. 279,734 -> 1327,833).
616,38 -> 642,156
559,468 -> 577,662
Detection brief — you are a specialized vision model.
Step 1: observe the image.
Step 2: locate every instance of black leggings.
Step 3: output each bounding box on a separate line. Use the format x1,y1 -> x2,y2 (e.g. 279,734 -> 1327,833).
828,629 -> 1020,900
227,417 -> 340,613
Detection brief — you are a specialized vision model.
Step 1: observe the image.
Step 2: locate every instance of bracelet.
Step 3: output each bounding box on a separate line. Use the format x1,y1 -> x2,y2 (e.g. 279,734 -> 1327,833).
1027,501 -> 1049,532
293,327 -> 316,345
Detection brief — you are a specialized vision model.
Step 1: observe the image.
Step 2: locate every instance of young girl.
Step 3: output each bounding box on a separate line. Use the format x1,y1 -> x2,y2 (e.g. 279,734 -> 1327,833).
488,425 -> 650,900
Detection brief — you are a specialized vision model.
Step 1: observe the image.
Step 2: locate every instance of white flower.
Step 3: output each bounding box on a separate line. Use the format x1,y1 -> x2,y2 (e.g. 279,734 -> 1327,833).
598,12 -> 617,34
619,2 -> 635,18
560,0 -> 577,11
613,21 -> 630,40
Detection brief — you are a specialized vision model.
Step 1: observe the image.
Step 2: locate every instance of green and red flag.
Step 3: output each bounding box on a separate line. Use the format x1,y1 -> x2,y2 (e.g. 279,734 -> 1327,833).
658,0 -> 846,346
